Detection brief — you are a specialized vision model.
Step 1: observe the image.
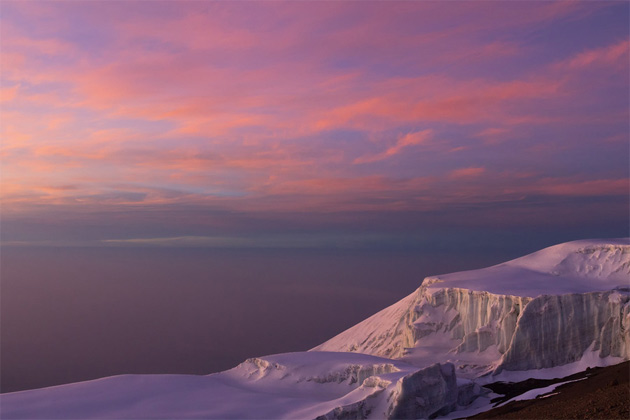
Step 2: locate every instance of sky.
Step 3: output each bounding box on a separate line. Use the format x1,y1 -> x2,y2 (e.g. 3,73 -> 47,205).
1,1 -> 629,249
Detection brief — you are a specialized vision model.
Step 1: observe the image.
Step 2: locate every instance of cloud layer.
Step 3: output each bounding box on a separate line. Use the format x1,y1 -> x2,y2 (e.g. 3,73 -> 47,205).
2,1 -> 628,245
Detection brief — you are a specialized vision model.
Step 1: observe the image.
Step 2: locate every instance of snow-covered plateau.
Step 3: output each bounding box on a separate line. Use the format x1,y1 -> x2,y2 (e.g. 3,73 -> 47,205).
2,238 -> 629,419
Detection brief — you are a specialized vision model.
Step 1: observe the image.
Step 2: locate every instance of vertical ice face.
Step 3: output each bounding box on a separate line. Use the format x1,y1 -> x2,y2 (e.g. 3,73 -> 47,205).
314,284 -> 532,376
386,363 -> 458,420
496,290 -> 630,372
312,362 -> 461,420
421,288 -> 530,355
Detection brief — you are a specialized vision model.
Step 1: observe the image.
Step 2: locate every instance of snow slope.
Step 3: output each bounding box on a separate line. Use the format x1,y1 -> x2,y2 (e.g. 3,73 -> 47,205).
2,238 -> 628,419
1,352 -> 474,419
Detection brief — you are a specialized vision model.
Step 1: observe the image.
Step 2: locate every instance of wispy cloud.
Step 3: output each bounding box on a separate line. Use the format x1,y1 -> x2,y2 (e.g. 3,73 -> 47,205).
100,234 -> 395,249
354,130 -> 433,163
560,39 -> 629,70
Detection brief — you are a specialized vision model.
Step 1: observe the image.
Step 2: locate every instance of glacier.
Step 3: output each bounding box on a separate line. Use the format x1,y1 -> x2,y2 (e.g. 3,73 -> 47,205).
0,352 -> 467,420
314,238 -> 630,379
2,238 -> 628,419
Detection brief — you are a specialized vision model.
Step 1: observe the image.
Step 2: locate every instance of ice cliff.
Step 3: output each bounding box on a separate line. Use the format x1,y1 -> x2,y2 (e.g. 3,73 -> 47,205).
496,289 -> 630,372
314,239 -> 630,379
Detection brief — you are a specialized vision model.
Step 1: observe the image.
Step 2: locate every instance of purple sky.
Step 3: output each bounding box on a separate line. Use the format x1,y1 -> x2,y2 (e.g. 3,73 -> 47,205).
2,1 -> 628,247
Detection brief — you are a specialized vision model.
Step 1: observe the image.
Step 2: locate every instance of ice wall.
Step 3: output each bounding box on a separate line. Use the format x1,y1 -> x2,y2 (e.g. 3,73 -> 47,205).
314,362 -> 460,420
315,285 -> 630,378
419,287 -> 530,355
314,241 -> 630,378
496,289 -> 630,372
313,282 -> 531,375
386,363 -> 458,420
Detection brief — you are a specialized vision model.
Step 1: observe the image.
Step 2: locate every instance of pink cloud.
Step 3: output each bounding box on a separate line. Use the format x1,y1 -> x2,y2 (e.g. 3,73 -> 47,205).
1,85 -> 20,102
354,130 -> 433,163
449,167 -> 486,179
561,39 -> 629,69
475,127 -> 511,145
